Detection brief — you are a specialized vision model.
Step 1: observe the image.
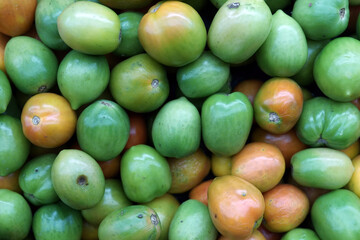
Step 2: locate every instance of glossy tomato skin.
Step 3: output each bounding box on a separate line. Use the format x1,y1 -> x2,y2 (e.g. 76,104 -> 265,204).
208,175 -> 265,239
254,78 -> 303,134
124,112 -> 147,150
0,0 -> 37,36
21,93 -> 77,148
138,1 -> 207,67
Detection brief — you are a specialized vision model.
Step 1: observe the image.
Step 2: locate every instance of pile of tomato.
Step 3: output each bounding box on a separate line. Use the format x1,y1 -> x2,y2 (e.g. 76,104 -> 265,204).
1,0 -> 360,239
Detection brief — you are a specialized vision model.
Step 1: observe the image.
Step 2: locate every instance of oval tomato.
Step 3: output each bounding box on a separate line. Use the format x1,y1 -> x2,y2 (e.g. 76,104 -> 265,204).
138,1 -> 207,67
0,0 -> 37,36
21,93 -> 77,148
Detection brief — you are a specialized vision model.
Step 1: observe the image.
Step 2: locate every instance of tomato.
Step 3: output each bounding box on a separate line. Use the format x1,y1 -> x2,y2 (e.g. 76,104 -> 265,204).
99,0 -> 153,10
340,140 -> 360,159
263,184 -> 310,233
211,154 -> 232,177
346,154 -> 360,197
231,142 -> 286,192
81,221 -> 98,240
21,93 -> 77,148
188,179 -> 213,206
0,33 -> 9,73
232,79 -> 264,105
0,0 -> 37,36
138,1 -> 207,67
250,127 -> 308,168
97,155 -> 121,179
254,78 -> 303,134
257,223 -> 283,240
0,169 -> 22,193
168,148 -> 211,194
124,112 -> 147,150
208,175 -> 265,239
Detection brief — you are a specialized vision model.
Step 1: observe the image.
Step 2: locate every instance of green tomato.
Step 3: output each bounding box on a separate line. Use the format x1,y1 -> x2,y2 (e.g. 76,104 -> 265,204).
57,1 -> 121,55
256,9 -> 308,77
0,69 -> 12,113
0,189 -> 32,240
296,97 -> 360,150
120,144 -> 172,203
312,189 -> 360,240
19,153 -> 59,206
281,228 -> 320,240
32,202 -> 82,240
292,0 -> 349,40
208,0 -> 272,64
313,37 -> 360,102
201,92 -> 253,157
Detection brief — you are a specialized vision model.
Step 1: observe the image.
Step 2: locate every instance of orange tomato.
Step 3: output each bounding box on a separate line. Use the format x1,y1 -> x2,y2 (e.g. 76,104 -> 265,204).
168,148 -> 211,194
97,155 -> 121,179
81,220 -> 98,240
211,154 -> 232,177
208,175 -> 265,240
231,142 -> 286,192
340,139 -> 360,159
263,184 -> 309,233
0,0 -> 37,36
0,33 -> 9,73
188,179 -> 213,206
124,112 -> 147,151
0,169 -> 22,193
21,93 -> 77,148
254,78 -> 303,134
250,127 -> 308,167
232,79 -> 264,105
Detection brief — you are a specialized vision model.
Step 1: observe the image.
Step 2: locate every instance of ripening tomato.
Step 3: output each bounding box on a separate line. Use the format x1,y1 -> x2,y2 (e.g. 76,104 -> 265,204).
124,112 -> 147,150
0,169 -> 22,193
97,156 -> 121,179
21,93 -> 77,148
0,0 -> 37,37
232,79 -> 264,105
81,220 -> 98,240
0,33 -> 9,73
340,140 -> 360,159
257,224 -> 283,240
254,78 -> 303,134
138,1 -> 207,67
188,179 -> 213,206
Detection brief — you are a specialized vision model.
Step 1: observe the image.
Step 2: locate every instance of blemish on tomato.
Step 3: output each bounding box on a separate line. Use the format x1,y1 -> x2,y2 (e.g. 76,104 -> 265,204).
227,2 -> 240,9
308,3 -> 312,7
151,79 -> 159,88
76,175 -> 88,186
150,214 -> 159,225
32,116 -> 40,125
339,8 -> 345,19
38,85 -> 47,93
269,112 -> 280,123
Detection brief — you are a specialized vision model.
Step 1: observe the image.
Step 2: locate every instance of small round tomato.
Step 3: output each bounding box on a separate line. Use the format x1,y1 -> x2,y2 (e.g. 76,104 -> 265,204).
21,93 -> 77,148
254,78 -> 303,134
231,142 -> 286,192
208,175 -> 265,239
138,1 -> 207,67
188,179 -> 213,206
263,184 -> 310,233
250,127 -> 308,167
232,79 -> 264,105
168,148 -> 211,194
0,0 -> 37,37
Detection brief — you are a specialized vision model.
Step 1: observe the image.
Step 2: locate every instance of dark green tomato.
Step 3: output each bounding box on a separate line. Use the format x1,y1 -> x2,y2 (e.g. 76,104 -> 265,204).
201,92 -> 253,157
76,100 -> 130,161
296,97 -> 360,149
169,199 -> 218,240
152,97 -> 201,158
292,39 -> 329,87
0,69 -> 12,113
311,189 -> 360,240
4,36 -> 58,94
19,153 -> 59,206
292,0 -> 349,40
0,189 -> 32,240
98,205 -> 161,240
113,11 -> 144,57
0,115 -> 30,177
81,179 -> 132,226
32,202 -> 83,240
313,37 -> 360,102
120,144 -> 172,203
35,0 -> 75,50
177,51 -> 230,98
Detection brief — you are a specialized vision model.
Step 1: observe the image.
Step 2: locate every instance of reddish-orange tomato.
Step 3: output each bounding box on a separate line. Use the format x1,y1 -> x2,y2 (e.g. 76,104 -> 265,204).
21,93 -> 77,148
263,184 -> 310,233
0,169 -> 22,193
254,78 -> 303,134
208,175 -> 265,240
250,127 -> 308,167
124,112 -> 147,151
188,179 -> 213,206
257,224 -> 283,240
168,148 -> 211,194
232,79 -> 264,105
0,33 -> 9,73
0,0 -> 37,37
97,155 -> 121,179
231,142 -> 286,192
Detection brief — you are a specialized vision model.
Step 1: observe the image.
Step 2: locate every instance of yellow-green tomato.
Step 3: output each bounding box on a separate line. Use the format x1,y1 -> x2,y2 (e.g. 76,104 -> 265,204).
57,1 -> 121,55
